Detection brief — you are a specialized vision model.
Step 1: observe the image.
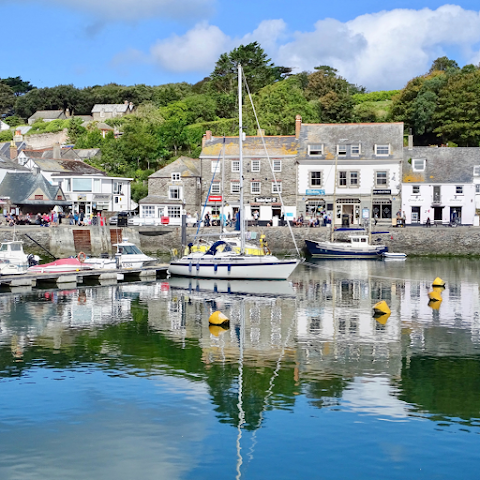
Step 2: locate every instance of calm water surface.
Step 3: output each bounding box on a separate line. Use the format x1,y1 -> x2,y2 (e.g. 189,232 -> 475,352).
1,258 -> 480,479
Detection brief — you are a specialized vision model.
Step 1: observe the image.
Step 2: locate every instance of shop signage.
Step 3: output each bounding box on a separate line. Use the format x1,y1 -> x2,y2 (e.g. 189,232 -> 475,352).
208,195 -> 222,202
77,195 -> 87,201
255,197 -> 277,203
306,189 -> 325,195
373,189 -> 391,195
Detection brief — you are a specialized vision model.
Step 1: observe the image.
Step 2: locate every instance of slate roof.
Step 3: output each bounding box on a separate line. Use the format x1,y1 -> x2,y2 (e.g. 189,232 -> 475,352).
28,110 -> 66,122
97,122 -> 114,130
0,172 -> 71,206
139,195 -> 170,204
201,135 -> 298,157
0,141 -> 28,161
403,147 -> 480,184
0,157 -> 29,171
149,156 -> 201,178
31,158 -> 106,175
73,148 -> 101,160
91,104 -> 134,114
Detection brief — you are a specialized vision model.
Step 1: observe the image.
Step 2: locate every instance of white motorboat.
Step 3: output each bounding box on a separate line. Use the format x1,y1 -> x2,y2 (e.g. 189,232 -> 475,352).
169,65 -> 300,281
0,239 -> 40,275
83,239 -> 157,270
382,252 -> 407,259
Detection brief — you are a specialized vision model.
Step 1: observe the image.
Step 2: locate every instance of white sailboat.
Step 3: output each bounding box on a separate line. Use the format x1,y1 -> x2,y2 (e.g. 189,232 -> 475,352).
169,64 -> 300,280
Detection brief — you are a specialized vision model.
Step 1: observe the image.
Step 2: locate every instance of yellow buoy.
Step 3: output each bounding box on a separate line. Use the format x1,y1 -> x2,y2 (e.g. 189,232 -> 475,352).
428,298 -> 442,310
209,324 -> 229,337
209,310 -> 230,325
428,287 -> 443,302
373,300 -> 391,315
374,312 -> 390,325
432,277 -> 445,287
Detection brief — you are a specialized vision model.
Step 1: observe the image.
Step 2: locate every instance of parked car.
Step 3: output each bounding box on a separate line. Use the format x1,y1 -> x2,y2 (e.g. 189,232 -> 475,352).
109,211 -> 136,226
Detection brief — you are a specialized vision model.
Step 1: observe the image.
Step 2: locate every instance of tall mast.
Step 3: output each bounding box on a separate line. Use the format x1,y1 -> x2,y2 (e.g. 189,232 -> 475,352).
220,136 -> 226,234
238,64 -> 245,254
331,153 -> 338,242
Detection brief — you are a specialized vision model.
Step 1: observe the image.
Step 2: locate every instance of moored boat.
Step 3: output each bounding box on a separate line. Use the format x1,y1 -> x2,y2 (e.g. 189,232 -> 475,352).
305,235 -> 388,259
28,258 -> 93,273
0,239 -> 40,275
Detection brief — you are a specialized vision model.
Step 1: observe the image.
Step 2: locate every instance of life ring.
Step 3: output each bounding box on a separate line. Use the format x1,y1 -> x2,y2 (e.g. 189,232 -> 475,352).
78,252 -> 86,263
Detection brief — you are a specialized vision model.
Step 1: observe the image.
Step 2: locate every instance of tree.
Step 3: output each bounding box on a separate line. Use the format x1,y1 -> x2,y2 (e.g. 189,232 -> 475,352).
0,83 -> 15,114
317,91 -> 355,123
209,42 -> 278,97
0,76 -> 35,96
433,69 -> 480,146
429,56 -> 459,73
68,117 -> 87,144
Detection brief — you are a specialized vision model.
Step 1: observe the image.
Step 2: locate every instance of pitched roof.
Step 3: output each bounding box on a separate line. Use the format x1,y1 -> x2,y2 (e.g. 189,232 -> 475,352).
31,158 -> 106,175
0,156 -> 29,171
0,141 -> 28,161
403,147 -> 480,183
28,110 -> 66,120
149,156 -> 201,178
91,103 -> 134,114
73,148 -> 101,160
139,195 -> 170,204
201,135 -> 298,157
0,172 -> 70,205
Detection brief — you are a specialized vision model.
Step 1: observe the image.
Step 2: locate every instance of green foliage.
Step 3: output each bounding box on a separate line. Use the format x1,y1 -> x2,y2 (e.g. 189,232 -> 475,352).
429,56 -> 459,73
3,115 -> 23,128
352,90 -> 401,104
26,119 -> 70,135
0,130 -> 13,142
0,76 -> 35,96
0,83 -> 15,114
67,117 -> 86,144
131,182 -> 149,204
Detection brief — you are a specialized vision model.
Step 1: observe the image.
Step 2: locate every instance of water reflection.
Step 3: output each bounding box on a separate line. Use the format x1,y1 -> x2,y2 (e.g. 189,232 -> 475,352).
0,259 -> 480,478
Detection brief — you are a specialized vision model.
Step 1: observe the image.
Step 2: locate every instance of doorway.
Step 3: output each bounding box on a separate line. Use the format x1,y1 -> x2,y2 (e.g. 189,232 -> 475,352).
434,207 -> 443,222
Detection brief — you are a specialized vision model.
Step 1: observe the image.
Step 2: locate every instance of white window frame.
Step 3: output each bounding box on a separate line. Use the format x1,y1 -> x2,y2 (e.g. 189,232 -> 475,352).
211,183 -> 221,194
142,205 -> 155,217
474,166 -> 480,176
211,160 -> 221,173
230,182 -> 240,194
251,181 -> 261,194
308,145 -> 323,156
231,160 -> 240,173
93,178 -> 101,193
375,170 -> 388,187
251,160 -> 260,172
456,185 -> 463,194
167,206 -> 181,218
412,159 -> 425,172
171,172 -> 180,181
412,185 -> 420,194
338,170 -> 347,187
337,145 -> 347,156
310,171 -> 322,187
273,160 -> 282,172
272,182 -> 282,193
476,184 -> 480,193
168,186 -> 181,200
350,144 -> 361,156
375,144 -> 390,156
349,171 -> 359,188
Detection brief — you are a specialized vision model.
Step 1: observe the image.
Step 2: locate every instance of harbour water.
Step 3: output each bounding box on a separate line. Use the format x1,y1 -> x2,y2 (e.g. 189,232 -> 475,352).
1,258 -> 480,479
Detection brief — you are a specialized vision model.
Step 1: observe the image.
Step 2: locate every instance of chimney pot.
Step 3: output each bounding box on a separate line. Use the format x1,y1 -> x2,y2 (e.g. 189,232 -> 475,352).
9,141 -> 17,161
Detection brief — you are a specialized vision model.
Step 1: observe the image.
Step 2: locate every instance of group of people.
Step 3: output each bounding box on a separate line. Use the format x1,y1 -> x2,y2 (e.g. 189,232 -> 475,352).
2,209 -> 105,227
292,213 -> 332,227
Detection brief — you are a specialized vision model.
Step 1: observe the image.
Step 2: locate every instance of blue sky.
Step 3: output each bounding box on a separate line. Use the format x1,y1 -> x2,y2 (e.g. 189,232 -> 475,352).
2,1 -> 480,91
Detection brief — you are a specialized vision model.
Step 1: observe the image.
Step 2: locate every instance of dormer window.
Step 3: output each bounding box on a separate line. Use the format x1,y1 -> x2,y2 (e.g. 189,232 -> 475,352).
474,166 -> 480,176
337,145 -> 347,156
308,144 -> 323,156
171,172 -> 180,181
375,144 -> 390,156
412,159 -> 425,171
351,144 -> 361,156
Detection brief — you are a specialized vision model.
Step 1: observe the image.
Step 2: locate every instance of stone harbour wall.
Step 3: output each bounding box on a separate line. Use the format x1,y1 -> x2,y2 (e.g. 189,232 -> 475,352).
5,224 -> 480,258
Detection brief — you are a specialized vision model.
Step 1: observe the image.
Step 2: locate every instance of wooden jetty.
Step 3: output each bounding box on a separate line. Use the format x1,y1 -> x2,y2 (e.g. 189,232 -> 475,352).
0,264 -> 169,291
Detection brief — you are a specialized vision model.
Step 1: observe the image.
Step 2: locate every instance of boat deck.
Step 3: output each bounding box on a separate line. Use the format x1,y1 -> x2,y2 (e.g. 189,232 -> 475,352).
0,264 -> 169,291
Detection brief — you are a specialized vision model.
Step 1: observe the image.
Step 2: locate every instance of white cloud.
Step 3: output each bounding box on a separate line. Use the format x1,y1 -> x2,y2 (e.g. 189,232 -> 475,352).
36,0 -> 214,22
150,23 -> 231,73
114,5 -> 480,90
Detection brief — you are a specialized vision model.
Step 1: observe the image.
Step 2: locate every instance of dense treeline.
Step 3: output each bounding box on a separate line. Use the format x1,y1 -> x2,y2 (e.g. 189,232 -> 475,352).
2,46 -> 480,202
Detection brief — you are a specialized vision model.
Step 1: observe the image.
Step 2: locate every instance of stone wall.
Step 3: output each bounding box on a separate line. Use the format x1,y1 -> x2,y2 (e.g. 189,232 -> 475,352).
26,130 -> 68,150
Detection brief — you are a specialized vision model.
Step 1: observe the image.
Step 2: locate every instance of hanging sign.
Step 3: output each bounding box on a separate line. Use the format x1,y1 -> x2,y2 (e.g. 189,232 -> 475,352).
306,189 -> 325,195
208,195 -> 222,202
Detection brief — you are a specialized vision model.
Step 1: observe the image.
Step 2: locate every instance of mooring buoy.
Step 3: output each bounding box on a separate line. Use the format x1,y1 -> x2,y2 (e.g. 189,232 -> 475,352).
209,311 -> 229,325
432,277 -> 445,287
373,300 -> 391,316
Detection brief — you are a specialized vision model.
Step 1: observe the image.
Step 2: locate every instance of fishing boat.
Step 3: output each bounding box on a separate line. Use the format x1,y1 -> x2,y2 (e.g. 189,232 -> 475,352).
169,64 -> 300,280
82,239 -> 157,270
0,239 -> 40,275
305,235 -> 388,258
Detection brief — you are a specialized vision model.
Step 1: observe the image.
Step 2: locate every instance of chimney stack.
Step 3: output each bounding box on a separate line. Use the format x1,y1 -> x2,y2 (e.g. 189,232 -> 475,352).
295,115 -> 302,138
408,134 -> 413,150
9,141 -> 17,161
205,130 -> 212,142
53,142 -> 61,159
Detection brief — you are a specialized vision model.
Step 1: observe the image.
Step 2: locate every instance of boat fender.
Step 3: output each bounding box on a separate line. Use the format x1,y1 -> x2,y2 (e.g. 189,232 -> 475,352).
209,311 -> 229,325
228,265 -> 231,272
196,262 -> 200,271
214,264 -> 218,272
78,252 -> 86,263
432,277 -> 445,288
188,262 -> 192,273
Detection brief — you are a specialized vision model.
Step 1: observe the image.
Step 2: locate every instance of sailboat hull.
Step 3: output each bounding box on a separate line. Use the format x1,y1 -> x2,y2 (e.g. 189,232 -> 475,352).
169,257 -> 299,280
305,239 -> 388,258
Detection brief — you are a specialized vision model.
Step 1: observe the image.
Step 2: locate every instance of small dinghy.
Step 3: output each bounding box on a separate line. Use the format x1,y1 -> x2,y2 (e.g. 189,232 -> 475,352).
382,252 -> 407,259
28,258 -> 93,273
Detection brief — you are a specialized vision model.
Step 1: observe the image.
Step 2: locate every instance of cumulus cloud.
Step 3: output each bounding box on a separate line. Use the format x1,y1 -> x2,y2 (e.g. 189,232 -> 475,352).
114,5 -> 480,90
34,0 -> 214,22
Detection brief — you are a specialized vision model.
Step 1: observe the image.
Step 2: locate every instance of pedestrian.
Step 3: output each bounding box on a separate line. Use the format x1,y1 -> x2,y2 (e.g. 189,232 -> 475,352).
79,210 -> 85,226
205,212 -> 210,227
253,210 -> 259,226
374,213 -> 378,226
